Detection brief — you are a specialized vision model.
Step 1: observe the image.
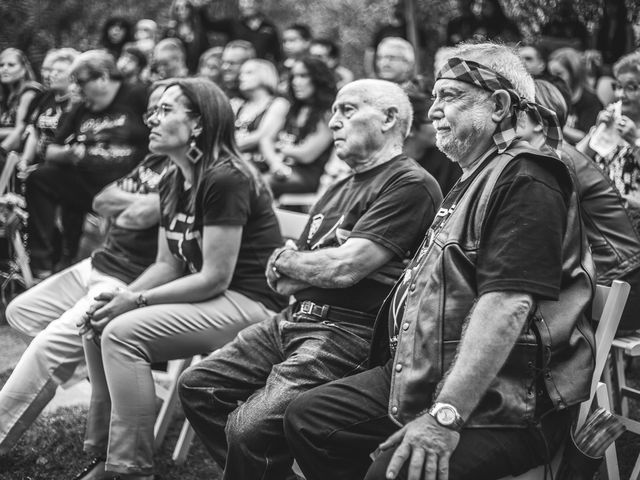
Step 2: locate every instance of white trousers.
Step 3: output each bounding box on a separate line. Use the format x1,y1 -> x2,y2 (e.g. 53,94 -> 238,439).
0,258 -> 126,453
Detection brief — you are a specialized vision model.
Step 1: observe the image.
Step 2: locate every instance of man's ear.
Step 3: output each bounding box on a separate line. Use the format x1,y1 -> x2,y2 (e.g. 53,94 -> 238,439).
490,90 -> 512,123
381,106 -> 399,132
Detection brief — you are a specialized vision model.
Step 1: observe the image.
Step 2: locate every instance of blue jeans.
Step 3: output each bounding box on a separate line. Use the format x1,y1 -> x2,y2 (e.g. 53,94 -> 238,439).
178,304 -> 374,480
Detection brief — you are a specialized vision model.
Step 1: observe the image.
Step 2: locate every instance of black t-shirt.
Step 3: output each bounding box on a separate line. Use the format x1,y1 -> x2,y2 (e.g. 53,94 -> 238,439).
91,155 -> 171,284
159,157 -> 287,312
278,108 -> 333,187
567,89 -> 602,136
53,82 -> 149,182
28,91 -> 77,162
389,154 -> 570,335
294,155 -> 442,314
206,15 -> 282,64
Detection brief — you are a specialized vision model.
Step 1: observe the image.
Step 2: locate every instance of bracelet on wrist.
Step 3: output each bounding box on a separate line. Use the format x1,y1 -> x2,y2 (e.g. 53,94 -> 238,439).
135,292 -> 148,308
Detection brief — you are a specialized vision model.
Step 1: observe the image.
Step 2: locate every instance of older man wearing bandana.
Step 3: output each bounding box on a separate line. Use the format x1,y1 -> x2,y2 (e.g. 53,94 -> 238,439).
284,42 -> 596,480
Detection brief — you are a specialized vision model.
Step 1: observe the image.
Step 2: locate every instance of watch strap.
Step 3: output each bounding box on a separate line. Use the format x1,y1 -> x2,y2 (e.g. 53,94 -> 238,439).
427,402 -> 464,431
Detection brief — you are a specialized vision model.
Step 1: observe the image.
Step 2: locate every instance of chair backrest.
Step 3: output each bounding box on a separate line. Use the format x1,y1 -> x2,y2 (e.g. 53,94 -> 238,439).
577,279 -> 630,427
0,151 -> 21,196
275,207 -> 309,241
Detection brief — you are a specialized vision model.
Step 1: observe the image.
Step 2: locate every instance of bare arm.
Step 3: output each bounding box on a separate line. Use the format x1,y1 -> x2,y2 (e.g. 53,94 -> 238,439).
125,227 -> 185,292
435,291 -> 533,418
18,125 -> 37,166
114,194 -> 161,230
1,90 -> 38,151
138,224 -> 241,304
563,125 -> 587,144
93,182 -> 149,218
236,97 -> 290,152
45,143 -> 84,165
278,118 -> 333,165
90,224 -> 243,328
259,103 -> 290,170
272,237 -> 395,289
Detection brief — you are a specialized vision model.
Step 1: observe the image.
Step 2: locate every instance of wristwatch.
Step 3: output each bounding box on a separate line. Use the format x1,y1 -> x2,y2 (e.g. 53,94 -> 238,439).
428,402 -> 464,432
135,293 -> 148,308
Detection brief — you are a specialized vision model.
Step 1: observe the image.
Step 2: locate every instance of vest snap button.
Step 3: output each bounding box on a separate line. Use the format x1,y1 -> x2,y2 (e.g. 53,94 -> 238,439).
391,406 -> 398,414
395,363 -> 403,372
402,322 -> 410,330
410,283 -> 416,291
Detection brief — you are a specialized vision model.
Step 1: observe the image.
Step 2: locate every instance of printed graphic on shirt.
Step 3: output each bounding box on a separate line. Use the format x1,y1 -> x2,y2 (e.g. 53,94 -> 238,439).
166,212 -> 203,273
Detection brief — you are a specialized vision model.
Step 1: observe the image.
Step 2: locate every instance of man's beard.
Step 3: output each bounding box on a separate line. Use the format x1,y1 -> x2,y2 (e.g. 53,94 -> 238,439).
435,108 -> 488,163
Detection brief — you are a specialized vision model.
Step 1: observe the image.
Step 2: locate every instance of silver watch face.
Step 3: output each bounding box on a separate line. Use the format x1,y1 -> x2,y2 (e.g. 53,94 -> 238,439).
436,406 -> 456,425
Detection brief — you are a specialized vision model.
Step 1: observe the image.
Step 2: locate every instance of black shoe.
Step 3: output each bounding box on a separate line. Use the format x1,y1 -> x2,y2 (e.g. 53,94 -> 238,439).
72,457 -> 120,480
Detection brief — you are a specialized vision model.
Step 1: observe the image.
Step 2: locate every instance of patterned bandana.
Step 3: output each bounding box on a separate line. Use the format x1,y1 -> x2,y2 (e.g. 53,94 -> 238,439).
436,57 -> 563,154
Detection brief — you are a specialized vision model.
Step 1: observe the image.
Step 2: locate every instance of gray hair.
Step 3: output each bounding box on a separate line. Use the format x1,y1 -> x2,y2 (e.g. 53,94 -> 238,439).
49,48 -> 80,66
342,79 -> 413,138
445,42 -> 535,102
70,49 -> 120,80
377,37 -> 415,66
613,51 -> 640,78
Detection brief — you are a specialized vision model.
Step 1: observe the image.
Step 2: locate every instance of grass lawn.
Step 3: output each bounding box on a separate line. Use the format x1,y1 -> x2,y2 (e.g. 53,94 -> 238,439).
3,369 -> 640,479
0,370 -> 222,480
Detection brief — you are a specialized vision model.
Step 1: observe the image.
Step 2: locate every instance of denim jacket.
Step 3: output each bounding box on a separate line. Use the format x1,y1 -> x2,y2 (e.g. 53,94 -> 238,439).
370,143 -> 596,428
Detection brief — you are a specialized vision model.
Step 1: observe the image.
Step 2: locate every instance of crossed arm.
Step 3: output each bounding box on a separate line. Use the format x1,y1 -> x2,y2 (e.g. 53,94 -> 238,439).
265,237 -> 395,296
382,291 -> 533,480
93,181 -> 161,230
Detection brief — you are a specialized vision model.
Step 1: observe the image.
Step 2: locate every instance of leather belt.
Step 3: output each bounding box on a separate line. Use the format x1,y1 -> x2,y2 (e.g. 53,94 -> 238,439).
291,300 -> 375,327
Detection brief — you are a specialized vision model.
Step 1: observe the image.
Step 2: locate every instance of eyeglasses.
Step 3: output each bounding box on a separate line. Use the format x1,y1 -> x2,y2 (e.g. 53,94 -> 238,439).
613,82 -> 640,95
143,104 -> 195,125
72,73 -> 101,87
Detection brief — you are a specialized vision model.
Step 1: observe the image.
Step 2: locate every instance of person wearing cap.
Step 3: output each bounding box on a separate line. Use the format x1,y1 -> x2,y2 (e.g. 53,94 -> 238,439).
285,42 -> 595,480
178,78 -> 442,480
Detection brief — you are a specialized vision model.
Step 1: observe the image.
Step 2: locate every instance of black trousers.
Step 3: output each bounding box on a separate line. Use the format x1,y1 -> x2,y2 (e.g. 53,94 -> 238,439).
284,361 -> 573,480
25,163 -> 110,271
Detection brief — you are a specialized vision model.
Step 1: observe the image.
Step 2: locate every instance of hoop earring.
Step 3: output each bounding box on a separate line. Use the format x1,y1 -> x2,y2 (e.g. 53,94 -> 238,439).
187,137 -> 203,164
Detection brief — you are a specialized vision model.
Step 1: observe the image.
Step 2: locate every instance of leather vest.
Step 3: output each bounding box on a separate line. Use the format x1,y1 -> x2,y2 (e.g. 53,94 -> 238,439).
370,143 -> 596,428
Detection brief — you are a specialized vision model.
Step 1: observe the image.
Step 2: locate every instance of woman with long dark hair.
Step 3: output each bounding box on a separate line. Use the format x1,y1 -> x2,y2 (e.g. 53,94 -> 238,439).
100,17 -> 134,60
73,77 -> 287,480
164,0 -> 210,74
0,48 -> 42,152
260,56 -> 336,197
549,47 -> 603,144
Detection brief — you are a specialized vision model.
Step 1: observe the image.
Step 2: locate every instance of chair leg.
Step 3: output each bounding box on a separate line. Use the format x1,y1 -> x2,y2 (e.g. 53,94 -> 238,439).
153,357 -> 192,451
602,356 -> 616,413
172,420 -> 196,465
596,382 -> 620,480
614,349 -> 628,416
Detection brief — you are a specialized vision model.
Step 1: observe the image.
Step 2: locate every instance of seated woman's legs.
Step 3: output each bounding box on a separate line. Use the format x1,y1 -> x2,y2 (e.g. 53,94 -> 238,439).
0,259 -> 124,454
83,290 -> 273,476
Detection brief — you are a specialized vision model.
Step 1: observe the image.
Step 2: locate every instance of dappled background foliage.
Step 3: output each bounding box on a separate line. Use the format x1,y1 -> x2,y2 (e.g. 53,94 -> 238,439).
0,0 -> 638,79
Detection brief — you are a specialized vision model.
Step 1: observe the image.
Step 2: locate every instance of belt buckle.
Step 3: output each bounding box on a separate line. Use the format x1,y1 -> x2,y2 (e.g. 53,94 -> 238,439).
299,301 -> 314,315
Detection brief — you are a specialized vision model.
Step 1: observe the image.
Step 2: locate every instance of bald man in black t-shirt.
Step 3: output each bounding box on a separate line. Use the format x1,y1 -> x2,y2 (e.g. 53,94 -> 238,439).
178,79 -> 442,480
